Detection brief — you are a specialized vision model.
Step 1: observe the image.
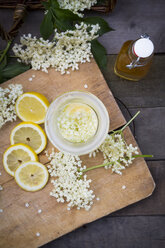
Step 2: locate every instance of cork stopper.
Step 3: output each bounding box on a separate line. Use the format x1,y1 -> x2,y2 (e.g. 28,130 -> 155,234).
134,38 -> 154,58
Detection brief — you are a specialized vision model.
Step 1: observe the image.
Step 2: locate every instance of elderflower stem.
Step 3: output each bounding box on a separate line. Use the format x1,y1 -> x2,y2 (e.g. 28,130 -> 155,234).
111,111 -> 140,135
120,111 -> 140,132
0,40 -> 12,64
81,154 -> 153,174
81,162 -> 114,173
133,154 -> 153,158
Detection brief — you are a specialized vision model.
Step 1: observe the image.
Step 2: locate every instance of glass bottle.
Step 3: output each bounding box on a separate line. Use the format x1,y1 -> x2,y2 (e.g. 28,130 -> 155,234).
114,34 -> 154,81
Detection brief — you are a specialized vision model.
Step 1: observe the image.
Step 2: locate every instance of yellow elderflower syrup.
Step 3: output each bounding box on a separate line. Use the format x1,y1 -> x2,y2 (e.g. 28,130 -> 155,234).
57,102 -> 98,143
114,34 -> 154,81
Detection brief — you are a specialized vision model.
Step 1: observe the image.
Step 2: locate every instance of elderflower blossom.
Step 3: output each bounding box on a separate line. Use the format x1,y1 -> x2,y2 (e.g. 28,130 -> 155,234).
12,23 -> 100,74
100,133 -> 139,174
89,133 -> 139,175
47,151 -> 95,211
57,102 -> 98,143
57,0 -> 97,17
0,84 -> 23,129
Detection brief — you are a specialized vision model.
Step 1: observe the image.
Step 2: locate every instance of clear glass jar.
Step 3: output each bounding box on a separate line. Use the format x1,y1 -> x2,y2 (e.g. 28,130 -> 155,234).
45,91 -> 110,156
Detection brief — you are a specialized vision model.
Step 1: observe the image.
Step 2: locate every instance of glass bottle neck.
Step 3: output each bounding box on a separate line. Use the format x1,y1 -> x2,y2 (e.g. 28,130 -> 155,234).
127,40 -> 153,68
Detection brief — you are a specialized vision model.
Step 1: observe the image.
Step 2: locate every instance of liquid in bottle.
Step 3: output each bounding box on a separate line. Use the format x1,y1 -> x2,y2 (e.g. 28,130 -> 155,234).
114,34 -> 154,81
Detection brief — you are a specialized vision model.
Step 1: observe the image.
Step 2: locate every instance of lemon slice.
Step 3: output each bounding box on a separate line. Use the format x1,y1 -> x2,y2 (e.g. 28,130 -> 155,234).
16,92 -> 50,124
15,161 -> 49,191
3,144 -> 38,176
10,122 -> 47,154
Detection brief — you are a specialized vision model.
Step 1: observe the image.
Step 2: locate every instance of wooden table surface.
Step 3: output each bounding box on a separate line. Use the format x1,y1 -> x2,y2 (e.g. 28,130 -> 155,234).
0,0 -> 165,247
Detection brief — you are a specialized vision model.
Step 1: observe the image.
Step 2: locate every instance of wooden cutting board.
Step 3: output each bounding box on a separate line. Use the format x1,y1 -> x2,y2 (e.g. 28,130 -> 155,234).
0,59 -> 155,248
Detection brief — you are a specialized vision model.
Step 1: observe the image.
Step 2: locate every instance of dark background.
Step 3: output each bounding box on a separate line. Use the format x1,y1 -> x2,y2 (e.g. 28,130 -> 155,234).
0,0 -> 165,247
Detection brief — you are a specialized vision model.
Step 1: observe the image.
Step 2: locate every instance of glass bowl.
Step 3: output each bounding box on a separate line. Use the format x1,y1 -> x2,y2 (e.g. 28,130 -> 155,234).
45,91 -> 110,155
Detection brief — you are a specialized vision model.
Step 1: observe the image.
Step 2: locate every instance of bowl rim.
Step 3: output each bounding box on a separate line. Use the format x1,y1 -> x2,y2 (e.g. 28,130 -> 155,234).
45,91 -> 110,155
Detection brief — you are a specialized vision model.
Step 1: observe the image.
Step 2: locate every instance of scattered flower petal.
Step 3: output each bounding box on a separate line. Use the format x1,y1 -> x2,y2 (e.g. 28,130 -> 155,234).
25,202 -> 30,208
36,232 -> 40,237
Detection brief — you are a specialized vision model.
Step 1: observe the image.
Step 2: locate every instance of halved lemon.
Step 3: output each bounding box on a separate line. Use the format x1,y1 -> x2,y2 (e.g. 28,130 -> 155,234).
15,161 -> 49,192
15,92 -> 50,124
10,122 -> 47,154
3,144 -> 38,176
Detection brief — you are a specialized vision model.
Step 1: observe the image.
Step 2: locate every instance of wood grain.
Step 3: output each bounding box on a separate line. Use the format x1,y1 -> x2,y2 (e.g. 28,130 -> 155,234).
0,127 -> 155,248
103,55 -> 165,108
42,216 -> 165,248
1,0 -> 165,54
0,59 -> 125,184
111,161 -> 165,216
0,60 -> 155,248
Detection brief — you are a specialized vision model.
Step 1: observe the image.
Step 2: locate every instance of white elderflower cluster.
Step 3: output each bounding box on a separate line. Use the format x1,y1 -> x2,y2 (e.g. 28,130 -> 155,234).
57,0 -> 97,17
57,103 -> 98,143
12,23 -> 100,74
0,84 -> 23,129
99,133 -> 139,175
47,151 -> 95,211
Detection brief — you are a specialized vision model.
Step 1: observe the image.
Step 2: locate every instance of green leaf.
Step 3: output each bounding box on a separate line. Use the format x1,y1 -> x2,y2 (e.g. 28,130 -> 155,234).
42,0 -> 59,9
54,17 -> 73,32
41,1 -> 51,10
84,17 -> 114,36
0,54 -> 7,70
91,39 -> 107,69
1,62 -> 30,80
50,0 -> 60,8
52,8 -> 82,31
40,10 -> 54,40
55,8 -> 82,21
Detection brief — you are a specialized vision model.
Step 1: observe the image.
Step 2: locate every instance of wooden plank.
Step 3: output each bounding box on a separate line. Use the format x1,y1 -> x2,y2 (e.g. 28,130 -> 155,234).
98,0 -> 165,54
0,126 -> 155,248
112,161 -> 165,216
0,59 -> 125,184
102,55 -> 165,108
129,108 -> 165,160
41,216 -> 165,248
110,106 -> 165,161
1,0 -> 165,54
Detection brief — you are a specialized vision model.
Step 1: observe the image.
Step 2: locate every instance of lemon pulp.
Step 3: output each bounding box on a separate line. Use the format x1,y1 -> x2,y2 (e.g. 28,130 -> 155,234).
10,122 -> 47,154
13,126 -> 41,147
16,92 -> 49,124
3,144 -> 38,176
18,96 -> 46,122
57,102 -> 98,143
19,163 -> 46,186
15,161 -> 49,191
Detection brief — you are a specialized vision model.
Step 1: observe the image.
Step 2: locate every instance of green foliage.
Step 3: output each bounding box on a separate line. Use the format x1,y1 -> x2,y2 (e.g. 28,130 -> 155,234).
40,0 -> 114,69
0,54 -> 7,70
52,8 -> 82,31
84,17 -> 114,36
0,58 -> 30,84
40,10 -> 54,40
40,0 -> 113,37
91,39 -> 107,69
